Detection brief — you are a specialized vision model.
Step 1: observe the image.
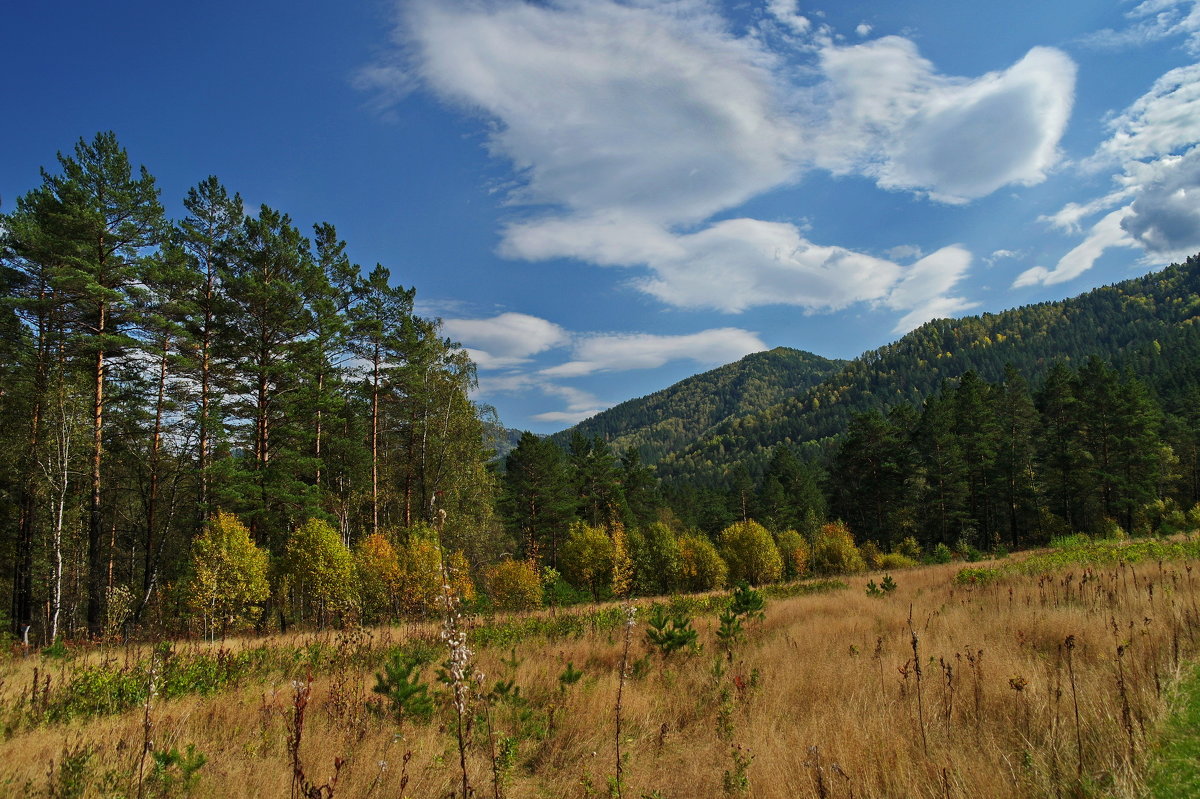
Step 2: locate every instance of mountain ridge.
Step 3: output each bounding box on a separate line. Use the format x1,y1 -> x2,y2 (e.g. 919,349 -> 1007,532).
556,255 -> 1200,487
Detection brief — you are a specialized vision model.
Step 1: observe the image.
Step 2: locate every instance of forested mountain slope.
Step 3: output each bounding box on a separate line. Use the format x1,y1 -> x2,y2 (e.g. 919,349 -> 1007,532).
590,255 -> 1200,487
549,347 -> 847,464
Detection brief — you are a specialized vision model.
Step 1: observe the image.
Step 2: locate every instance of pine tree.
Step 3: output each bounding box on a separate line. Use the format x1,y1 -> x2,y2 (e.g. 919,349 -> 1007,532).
992,365 -> 1041,547
37,132 -> 166,635
174,177 -> 242,519
219,205 -> 320,545
500,432 -> 574,567
913,387 -> 969,548
348,263 -> 415,536
1036,362 -> 1087,532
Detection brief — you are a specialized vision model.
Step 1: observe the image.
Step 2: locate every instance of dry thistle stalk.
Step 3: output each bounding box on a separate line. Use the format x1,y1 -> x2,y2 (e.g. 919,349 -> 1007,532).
614,601 -> 638,799
135,648 -> 158,799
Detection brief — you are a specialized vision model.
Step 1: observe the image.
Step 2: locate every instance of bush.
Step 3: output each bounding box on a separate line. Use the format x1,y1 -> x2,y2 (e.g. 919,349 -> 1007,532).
894,536 -> 923,561
859,540 -> 883,571
1097,517 -> 1127,541
929,542 -> 954,564
775,529 -> 810,580
486,560 -> 543,611
877,552 -> 918,570
811,522 -> 866,575
718,520 -> 783,585
678,533 -> 729,592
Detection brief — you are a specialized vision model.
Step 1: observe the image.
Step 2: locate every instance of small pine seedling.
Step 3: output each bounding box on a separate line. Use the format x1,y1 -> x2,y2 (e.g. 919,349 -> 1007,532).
372,651 -> 434,723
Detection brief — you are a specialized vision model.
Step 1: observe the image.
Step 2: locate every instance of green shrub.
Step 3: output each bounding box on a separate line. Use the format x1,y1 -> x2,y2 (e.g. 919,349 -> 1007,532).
894,536 -> 923,560
877,553 -> 917,570
811,522 -> 866,575
644,605 -> 698,657
486,559 -> 543,611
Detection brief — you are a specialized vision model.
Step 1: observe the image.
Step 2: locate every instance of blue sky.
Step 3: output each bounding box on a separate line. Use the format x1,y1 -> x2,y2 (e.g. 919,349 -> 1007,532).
4,1 -> 1200,433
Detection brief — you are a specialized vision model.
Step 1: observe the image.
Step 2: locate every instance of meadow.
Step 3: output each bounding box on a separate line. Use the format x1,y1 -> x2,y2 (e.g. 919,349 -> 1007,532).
4,537 -> 1200,798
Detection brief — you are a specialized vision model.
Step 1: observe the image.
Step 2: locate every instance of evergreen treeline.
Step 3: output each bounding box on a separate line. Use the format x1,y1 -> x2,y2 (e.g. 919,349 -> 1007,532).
827,360 -> 1198,552
0,133 -> 499,642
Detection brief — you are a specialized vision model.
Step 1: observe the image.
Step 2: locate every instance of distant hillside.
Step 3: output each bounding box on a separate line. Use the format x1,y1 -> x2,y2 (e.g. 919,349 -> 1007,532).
549,347 -> 847,464
484,422 -> 527,462
652,254 -> 1200,486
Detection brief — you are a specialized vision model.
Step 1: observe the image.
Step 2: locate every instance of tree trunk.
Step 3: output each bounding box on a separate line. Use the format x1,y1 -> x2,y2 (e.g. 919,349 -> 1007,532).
144,336 -> 169,598
87,303 -> 106,637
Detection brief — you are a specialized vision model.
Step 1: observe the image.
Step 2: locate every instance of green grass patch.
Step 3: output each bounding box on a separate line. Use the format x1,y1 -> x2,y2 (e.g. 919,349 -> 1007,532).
954,535 -> 1200,585
1146,662 -> 1200,798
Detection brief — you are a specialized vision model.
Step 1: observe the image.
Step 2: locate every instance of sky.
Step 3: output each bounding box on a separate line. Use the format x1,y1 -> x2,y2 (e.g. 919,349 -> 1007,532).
4,1 -> 1200,433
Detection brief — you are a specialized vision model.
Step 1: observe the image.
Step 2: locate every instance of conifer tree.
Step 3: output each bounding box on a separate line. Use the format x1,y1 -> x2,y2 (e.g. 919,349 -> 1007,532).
219,205 -> 320,545
37,132 -> 166,635
174,176 -> 242,518
500,432 -> 574,566
348,263 -> 416,536
992,365 -> 1041,547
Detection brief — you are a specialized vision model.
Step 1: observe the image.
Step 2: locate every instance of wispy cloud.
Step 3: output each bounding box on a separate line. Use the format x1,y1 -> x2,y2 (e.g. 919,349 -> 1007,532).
1080,0 -> 1200,54
366,0 -> 1076,325
1024,60 -> 1200,287
541,328 -> 767,377
1016,210 -> 1138,287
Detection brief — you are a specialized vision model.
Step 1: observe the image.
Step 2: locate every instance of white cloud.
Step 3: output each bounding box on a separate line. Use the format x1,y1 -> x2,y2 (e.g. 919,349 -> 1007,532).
367,1 -> 1076,316
1089,63 -> 1200,167
1081,1 -> 1200,54
476,372 -> 608,426
541,327 -> 767,377
507,214 -> 975,317
886,244 -> 925,261
629,219 -> 904,312
1015,209 -> 1138,287
397,0 -> 800,227
767,0 -> 812,35
855,23 -> 873,38
531,409 -> 605,424
442,312 -> 569,370
891,296 -> 978,335
986,249 -> 1020,264
1037,58 -> 1200,284
817,40 -> 1076,202
882,246 -> 978,333
884,246 -> 972,305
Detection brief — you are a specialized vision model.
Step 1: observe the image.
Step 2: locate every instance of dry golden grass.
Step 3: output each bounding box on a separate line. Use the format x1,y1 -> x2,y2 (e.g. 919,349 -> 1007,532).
2,555 -> 1197,798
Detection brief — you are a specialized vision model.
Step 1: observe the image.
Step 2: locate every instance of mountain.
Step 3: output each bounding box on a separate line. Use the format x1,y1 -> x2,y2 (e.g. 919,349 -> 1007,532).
549,347 -> 847,464
561,254 -> 1200,488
